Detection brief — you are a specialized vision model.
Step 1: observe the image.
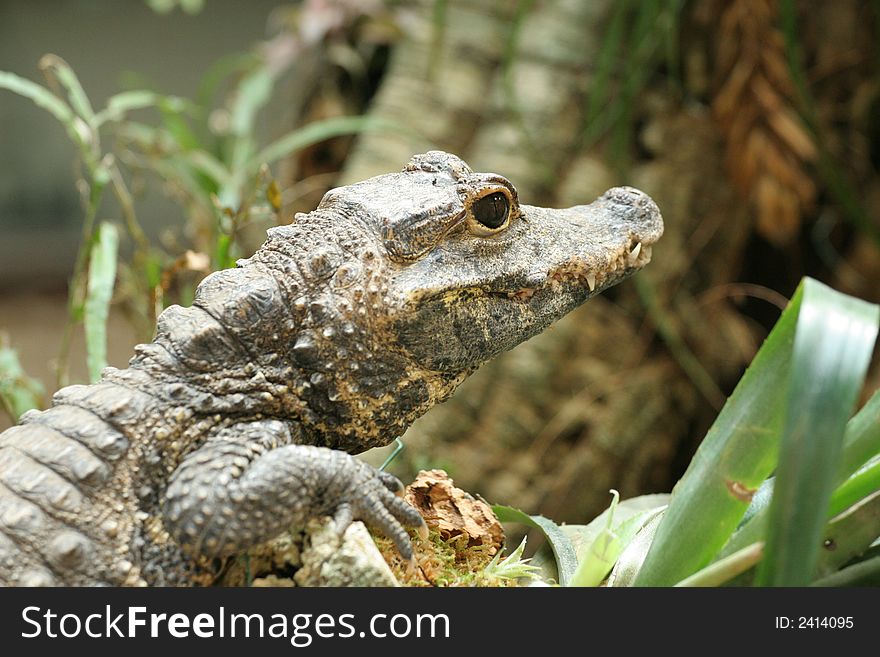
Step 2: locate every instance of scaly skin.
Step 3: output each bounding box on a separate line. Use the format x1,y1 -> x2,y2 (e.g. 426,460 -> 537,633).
0,151 -> 663,585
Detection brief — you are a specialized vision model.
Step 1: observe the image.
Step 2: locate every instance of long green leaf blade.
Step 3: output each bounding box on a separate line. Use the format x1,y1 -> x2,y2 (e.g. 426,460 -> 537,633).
0,337 -> 44,421
719,388 -> 880,560
493,505 -> 578,586
84,223 -> 119,382
632,283 -> 804,585
813,491 -> 880,579
635,278 -> 879,586
39,54 -> 95,125
756,280 -> 878,586
251,116 -> 398,169
0,71 -> 87,149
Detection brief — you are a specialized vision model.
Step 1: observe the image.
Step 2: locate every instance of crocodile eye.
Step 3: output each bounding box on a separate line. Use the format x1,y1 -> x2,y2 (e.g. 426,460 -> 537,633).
471,192 -> 510,232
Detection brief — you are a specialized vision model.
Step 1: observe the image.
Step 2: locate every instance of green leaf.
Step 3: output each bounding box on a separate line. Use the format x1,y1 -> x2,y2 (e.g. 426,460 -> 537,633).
157,96 -> 202,151
39,54 -> 95,126
813,491 -> 880,579
93,91 -> 190,127
634,278 -> 879,586
836,388 -> 880,484
0,337 -> 44,421
674,543 -> 764,587
528,493 -> 668,583
569,491 -> 669,587
811,554 -> 880,587
720,388 -> 880,560
493,505 -> 578,586
607,511 -> 665,587
230,65 -> 274,138
84,223 -> 119,382
483,537 -> 542,582
756,280 -> 878,586
828,457 -> 880,518
183,150 -> 233,189
0,70 -> 86,149
250,116 -> 399,170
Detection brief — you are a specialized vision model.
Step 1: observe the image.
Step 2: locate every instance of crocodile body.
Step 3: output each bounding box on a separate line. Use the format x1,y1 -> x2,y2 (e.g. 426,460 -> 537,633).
0,151 -> 662,586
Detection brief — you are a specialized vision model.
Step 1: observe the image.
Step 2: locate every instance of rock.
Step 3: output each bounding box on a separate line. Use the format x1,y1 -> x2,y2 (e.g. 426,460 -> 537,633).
294,518 -> 399,587
405,469 -> 504,555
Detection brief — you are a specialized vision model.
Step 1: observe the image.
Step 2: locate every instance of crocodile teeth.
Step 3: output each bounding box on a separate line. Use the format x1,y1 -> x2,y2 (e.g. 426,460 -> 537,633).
627,242 -> 642,266
586,273 -> 596,292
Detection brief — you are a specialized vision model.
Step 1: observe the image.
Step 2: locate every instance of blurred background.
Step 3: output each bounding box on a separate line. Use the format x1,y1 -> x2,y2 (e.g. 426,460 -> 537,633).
1,0 -> 878,526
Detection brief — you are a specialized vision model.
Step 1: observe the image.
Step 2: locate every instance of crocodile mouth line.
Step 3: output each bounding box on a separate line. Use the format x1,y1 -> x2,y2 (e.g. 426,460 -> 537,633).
504,241 -> 652,303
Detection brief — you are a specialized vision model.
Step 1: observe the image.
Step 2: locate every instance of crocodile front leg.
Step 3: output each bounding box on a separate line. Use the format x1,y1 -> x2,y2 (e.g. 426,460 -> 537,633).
160,420 -> 425,561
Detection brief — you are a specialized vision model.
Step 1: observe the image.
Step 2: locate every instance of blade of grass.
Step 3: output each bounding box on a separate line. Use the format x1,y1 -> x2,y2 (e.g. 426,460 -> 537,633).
632,286 -> 801,585
719,388 -> 880,559
674,542 -> 764,587
634,278 -> 878,586
0,70 -> 87,150
0,337 -> 44,421
836,389 -> 880,483
39,54 -> 95,127
813,491 -> 880,579
811,554 -> 880,587
828,457 -> 880,518
529,493 -> 669,582
84,223 -> 119,382
756,282 -> 878,586
570,500 -> 666,587
249,116 -> 398,169
493,505 -> 578,586
607,511 -> 664,586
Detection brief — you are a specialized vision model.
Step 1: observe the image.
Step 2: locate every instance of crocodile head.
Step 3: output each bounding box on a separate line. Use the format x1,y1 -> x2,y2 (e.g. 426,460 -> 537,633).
254,151 -> 663,448
325,151 -> 663,372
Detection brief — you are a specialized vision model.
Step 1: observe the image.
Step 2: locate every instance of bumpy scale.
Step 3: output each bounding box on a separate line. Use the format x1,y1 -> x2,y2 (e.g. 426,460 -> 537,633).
0,151 -> 663,585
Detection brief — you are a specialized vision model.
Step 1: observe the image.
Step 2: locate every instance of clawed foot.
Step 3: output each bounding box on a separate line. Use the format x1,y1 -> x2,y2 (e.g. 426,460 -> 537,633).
329,461 -> 427,560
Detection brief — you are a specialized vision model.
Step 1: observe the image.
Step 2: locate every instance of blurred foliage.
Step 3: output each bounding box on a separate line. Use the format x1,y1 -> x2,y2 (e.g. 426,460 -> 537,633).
0,2 -> 400,401
146,0 -> 205,15
0,334 -> 45,421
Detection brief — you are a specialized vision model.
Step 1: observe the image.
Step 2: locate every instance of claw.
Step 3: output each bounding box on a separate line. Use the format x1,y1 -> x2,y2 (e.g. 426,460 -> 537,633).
332,502 -> 353,535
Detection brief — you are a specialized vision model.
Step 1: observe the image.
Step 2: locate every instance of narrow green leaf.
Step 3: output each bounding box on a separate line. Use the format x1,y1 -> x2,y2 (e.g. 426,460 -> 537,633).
0,71 -> 86,149
250,116 -> 398,170
528,493 -> 669,582
569,490 -> 622,587
39,54 -> 95,125
607,511 -> 665,587
84,223 -> 119,382
829,457 -> 880,518
157,97 -> 202,151
635,278 -> 879,586
230,65 -> 273,137
674,543 -> 764,587
836,388 -> 880,484
720,389 -> 880,559
196,52 -> 257,110
0,337 -> 44,421
569,492 -> 668,587
757,280 -> 878,586
813,491 -> 880,579
493,505 -> 578,586
633,284 -> 803,585
184,150 -> 233,188
93,91 -> 190,127
811,555 -> 880,587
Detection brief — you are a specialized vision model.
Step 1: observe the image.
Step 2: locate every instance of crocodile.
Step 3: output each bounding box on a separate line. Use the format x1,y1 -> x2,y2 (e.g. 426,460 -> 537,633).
0,151 -> 662,586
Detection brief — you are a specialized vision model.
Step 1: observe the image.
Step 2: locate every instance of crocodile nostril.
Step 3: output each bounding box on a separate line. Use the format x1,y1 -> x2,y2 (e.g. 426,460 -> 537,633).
601,186 -> 664,242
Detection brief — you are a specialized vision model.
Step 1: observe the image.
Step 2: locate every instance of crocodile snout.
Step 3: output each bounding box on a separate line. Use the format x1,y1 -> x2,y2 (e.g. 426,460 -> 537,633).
600,186 -> 664,247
